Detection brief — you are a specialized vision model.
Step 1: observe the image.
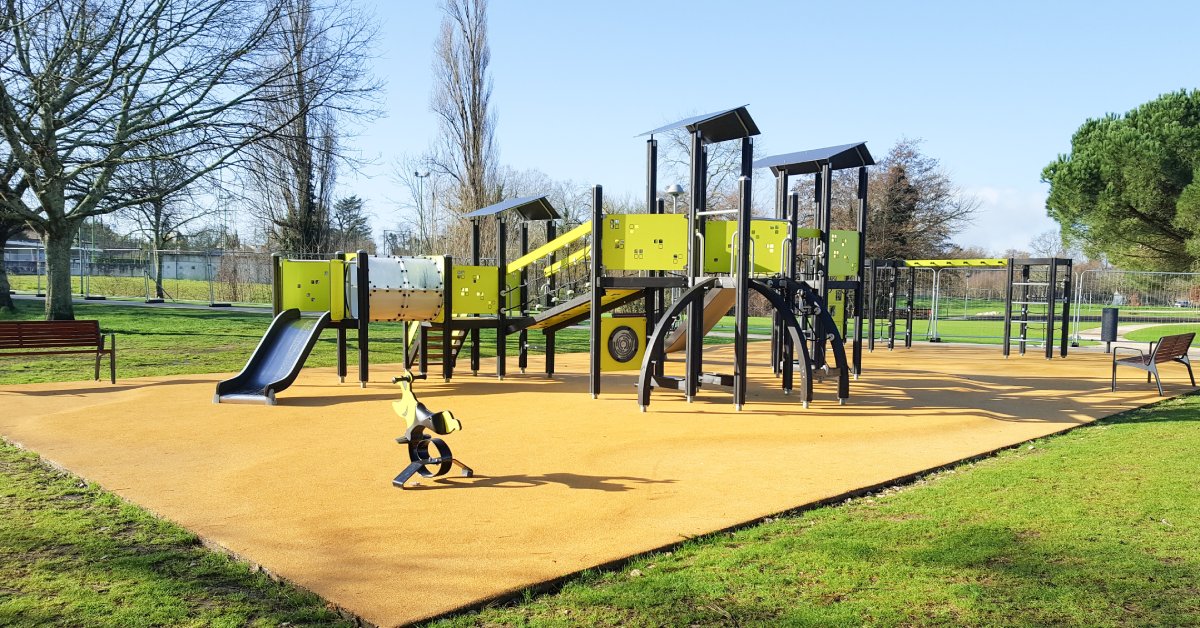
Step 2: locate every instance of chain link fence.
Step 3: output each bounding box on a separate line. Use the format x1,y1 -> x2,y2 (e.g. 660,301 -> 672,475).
4,245 -> 275,307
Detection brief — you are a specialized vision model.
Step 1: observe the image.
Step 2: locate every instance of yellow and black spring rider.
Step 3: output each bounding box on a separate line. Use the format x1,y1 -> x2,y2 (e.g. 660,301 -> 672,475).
391,371 -> 472,488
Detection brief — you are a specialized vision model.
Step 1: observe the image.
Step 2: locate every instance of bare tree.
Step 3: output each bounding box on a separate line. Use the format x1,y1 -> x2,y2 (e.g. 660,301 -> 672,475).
242,0 -> 379,257
0,0 -> 339,319
391,159 -> 452,255
428,0 -> 499,216
0,213 -> 25,313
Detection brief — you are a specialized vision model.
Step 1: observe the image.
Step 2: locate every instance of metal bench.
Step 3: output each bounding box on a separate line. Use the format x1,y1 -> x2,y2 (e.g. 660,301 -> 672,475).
1111,332 -> 1194,396
0,320 -> 116,383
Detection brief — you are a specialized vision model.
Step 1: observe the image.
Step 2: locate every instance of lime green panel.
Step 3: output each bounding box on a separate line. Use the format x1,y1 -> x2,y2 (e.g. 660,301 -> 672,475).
451,265 -> 500,315
828,288 -> 847,335
505,270 -> 520,312
280,260 -> 333,313
702,219 -> 789,274
796,227 -> 821,239
329,259 -> 345,321
829,230 -> 861,277
601,214 -> 688,271
599,316 -> 646,372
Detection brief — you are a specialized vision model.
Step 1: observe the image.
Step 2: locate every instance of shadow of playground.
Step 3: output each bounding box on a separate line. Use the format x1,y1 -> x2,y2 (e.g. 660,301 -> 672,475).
406,472 -> 678,492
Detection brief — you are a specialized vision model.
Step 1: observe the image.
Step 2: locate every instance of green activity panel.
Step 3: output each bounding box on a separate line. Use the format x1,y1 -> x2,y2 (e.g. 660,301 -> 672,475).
450,265 -> 500,316
601,214 -> 688,271
280,259 -> 336,315
829,230 -> 861,277
703,219 -> 790,274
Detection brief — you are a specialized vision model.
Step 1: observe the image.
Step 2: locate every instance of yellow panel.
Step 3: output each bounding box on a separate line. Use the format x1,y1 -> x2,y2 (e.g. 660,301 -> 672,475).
602,214 -> 688,271
505,270 -> 521,312
280,260 -> 333,313
600,316 -> 646,371
828,288 -> 847,335
703,219 -> 790,274
329,259 -> 345,321
508,221 -> 592,272
829,230 -> 861,277
905,258 -> 1008,268
451,265 -> 499,315
796,227 -> 821,239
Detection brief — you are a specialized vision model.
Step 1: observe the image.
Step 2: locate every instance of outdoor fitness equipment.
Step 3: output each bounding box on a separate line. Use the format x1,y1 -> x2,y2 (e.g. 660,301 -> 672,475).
391,371 -> 473,488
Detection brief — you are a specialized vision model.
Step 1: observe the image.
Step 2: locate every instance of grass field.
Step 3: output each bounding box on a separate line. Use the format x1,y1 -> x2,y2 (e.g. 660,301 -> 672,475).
1125,324 -> 1200,346
3,301 -> 1198,626
8,275 -> 273,307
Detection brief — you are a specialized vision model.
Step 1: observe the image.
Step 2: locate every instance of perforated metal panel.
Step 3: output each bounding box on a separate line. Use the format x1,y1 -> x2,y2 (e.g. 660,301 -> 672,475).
600,316 -> 646,371
601,214 -> 688,271
280,260 -> 334,314
451,265 -> 500,315
703,219 -> 789,274
829,230 -> 861,277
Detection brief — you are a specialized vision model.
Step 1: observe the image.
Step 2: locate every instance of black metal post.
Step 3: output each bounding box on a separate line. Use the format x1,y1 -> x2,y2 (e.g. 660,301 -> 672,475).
734,175 -> 752,410
1002,259 -> 1015,358
783,190 -> 799,393
905,266 -> 916,349
867,260 -> 877,352
518,221 -> 529,373
1060,259 -> 1073,357
887,267 -> 898,350
356,250 -> 369,387
545,220 -> 556,377
815,163 -> 833,367
1045,259 -> 1058,360
271,253 -> 282,316
589,185 -> 603,398
1019,263 -> 1030,356
685,130 -> 705,402
470,219 -> 481,374
853,167 -> 868,375
496,217 -> 507,380
646,138 -> 657,214
442,254 -> 454,382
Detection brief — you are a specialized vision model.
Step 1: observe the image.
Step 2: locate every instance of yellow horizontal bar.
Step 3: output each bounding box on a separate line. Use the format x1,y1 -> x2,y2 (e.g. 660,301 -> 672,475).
904,258 -> 1008,268
507,221 -> 593,273
543,247 -> 590,277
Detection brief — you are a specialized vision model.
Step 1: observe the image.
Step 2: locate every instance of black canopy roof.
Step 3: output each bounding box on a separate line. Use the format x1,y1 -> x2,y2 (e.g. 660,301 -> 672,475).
639,106 -> 761,144
462,195 -> 561,221
753,142 -> 874,176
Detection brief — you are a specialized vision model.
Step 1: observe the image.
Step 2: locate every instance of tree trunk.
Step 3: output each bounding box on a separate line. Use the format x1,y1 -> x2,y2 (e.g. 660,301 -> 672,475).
0,232 -> 14,313
43,224 -> 79,320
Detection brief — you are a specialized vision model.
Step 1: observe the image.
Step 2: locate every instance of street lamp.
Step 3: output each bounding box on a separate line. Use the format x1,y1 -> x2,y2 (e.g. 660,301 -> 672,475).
665,184 -> 685,213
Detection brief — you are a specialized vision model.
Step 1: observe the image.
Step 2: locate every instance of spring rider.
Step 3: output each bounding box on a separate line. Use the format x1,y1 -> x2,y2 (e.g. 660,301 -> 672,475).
391,371 -> 473,488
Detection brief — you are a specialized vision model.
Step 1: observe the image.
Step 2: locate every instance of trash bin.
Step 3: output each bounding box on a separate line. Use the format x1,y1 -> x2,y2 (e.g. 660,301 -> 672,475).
1101,307 -> 1119,353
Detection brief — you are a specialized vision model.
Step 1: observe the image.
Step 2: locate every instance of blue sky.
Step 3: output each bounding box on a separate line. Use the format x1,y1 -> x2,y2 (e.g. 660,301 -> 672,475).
340,1 -> 1199,253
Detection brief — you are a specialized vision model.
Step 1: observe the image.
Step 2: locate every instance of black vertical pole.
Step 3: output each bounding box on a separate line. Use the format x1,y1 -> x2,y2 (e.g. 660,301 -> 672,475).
470,219 -> 481,374
496,217 -> 507,379
1003,259 -> 1015,358
545,220 -> 557,377
905,266 -> 916,348
783,190 -> 799,393
1045,259 -> 1058,360
853,167 -> 868,376
518,221 -> 529,373
867,261 -> 876,352
335,251 -> 347,383
1019,263 -> 1030,356
271,253 -> 282,317
734,175 -> 752,410
887,267 -> 898,350
356,250 -> 369,387
815,164 -> 833,368
442,254 -> 454,382
646,138 -> 658,214
1060,259 -> 1072,357
653,198 -> 666,378
684,131 -> 705,402
589,185 -> 603,398
771,172 -> 788,376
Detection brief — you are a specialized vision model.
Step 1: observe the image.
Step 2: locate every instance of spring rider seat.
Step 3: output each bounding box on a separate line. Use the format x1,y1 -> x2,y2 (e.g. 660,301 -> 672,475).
391,371 -> 473,488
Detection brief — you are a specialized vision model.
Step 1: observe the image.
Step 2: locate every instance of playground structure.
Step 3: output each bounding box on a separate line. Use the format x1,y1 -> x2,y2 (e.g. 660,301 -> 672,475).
217,106 -> 876,409
865,257 -> 1074,359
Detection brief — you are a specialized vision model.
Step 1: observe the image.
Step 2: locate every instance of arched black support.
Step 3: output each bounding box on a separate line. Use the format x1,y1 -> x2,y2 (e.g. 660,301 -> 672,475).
766,276 -> 851,402
637,278 -> 718,409
636,277 -> 823,410
747,280 -> 814,405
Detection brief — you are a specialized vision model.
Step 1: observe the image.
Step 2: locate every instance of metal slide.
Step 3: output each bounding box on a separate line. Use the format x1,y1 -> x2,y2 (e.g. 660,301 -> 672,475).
662,288 -> 736,353
215,309 -> 331,405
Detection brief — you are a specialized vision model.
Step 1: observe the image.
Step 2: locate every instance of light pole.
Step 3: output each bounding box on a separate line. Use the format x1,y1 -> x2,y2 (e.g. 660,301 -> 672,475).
414,171 -> 431,251
665,184 -> 685,213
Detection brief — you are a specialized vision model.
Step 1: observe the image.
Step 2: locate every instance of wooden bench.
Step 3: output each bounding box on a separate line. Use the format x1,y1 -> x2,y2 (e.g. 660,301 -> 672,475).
0,320 -> 116,383
1111,332 -> 1194,396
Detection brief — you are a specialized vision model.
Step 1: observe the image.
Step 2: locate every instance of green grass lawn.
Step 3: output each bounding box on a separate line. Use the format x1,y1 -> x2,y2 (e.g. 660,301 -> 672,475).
1125,323 -> 1200,346
437,393 -> 1200,627
8,275 -> 273,307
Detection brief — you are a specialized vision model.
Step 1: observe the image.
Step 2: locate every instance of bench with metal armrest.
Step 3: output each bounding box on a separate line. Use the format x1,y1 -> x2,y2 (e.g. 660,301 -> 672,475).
1111,332 -> 1195,396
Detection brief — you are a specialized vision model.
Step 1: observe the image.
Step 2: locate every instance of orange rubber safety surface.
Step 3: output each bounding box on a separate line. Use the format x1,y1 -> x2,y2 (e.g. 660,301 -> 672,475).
0,344 -> 1187,626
